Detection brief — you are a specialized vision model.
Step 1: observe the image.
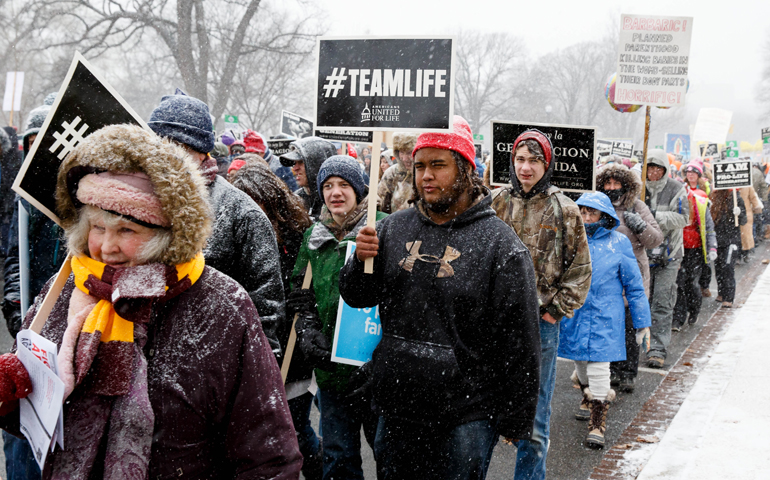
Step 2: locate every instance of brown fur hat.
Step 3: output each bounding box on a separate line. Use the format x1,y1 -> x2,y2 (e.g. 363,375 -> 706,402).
596,163 -> 642,209
56,124 -> 212,265
392,132 -> 418,156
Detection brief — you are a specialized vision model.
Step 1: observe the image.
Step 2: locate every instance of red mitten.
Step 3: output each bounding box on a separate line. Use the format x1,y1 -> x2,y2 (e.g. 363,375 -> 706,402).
0,353 -> 32,415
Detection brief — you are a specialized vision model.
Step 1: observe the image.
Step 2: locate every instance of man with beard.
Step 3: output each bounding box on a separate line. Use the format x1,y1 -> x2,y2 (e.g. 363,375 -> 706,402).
338,116 -> 541,480
491,129 -> 592,480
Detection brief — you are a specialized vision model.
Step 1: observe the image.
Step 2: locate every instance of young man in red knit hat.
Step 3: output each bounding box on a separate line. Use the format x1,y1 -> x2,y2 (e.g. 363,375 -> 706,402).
339,116 -> 541,480
491,129 -> 591,478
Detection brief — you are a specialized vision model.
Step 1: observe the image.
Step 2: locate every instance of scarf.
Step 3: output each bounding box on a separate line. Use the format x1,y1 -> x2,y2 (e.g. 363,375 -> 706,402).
46,253 -> 204,480
319,195 -> 369,241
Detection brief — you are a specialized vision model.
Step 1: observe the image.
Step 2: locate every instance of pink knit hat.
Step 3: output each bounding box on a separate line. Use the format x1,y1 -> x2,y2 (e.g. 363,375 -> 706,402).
76,171 -> 170,228
412,115 -> 476,169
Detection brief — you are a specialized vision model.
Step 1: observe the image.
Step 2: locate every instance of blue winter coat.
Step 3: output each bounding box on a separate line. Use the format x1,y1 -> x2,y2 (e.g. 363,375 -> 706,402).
558,192 -> 651,362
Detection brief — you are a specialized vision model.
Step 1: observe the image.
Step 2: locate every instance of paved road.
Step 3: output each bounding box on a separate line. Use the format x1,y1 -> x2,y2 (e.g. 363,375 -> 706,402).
1,243 -> 767,479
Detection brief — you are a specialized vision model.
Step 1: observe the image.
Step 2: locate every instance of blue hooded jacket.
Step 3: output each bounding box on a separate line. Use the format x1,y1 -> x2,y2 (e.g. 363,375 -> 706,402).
558,192 -> 651,362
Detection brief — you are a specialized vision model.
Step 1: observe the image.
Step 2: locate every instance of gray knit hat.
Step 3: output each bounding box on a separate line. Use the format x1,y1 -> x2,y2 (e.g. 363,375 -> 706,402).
22,104 -> 52,153
317,155 -> 367,203
148,94 -> 215,153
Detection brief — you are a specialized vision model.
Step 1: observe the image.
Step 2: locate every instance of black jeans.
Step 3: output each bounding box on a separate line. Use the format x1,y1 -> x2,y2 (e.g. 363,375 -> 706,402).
610,308 -> 639,380
673,248 -> 704,327
715,244 -> 738,302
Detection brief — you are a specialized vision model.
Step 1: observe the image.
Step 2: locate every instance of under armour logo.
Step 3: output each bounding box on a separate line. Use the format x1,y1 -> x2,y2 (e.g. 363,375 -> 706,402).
398,241 -> 461,278
322,68 -> 347,98
49,116 -> 89,160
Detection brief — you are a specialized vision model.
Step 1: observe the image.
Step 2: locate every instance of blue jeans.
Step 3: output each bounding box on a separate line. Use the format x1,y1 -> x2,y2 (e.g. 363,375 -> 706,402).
514,319 -> 559,480
288,393 -> 321,480
375,416 -> 497,480
318,388 -> 378,480
3,431 -> 41,480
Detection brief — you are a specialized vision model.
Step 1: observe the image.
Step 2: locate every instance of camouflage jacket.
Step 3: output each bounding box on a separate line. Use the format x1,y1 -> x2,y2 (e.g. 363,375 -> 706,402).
377,164 -> 413,214
491,186 -> 592,320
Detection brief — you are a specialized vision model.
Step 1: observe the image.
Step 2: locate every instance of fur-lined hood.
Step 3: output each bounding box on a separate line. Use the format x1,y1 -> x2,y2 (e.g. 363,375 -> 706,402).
392,132 -> 417,169
56,124 -> 212,266
596,163 -> 642,209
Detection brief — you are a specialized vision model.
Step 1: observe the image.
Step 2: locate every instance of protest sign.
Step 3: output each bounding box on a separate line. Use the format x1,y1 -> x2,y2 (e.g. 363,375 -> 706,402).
634,149 -> 645,159
596,139 -> 613,158
331,243 -> 382,366
763,127 -> 770,156
699,143 -> 719,160
491,121 -> 596,192
314,128 -> 374,143
315,37 -> 455,131
223,114 -> 239,131
473,134 -> 484,142
3,71 -> 24,113
17,329 -> 64,469
12,53 -> 148,224
615,14 -> 693,107
725,140 -> 739,158
267,139 -> 294,156
611,141 -> 634,159
692,108 -> 732,145
475,143 -> 482,160
665,133 -> 691,158
281,110 -> 313,139
712,160 -> 752,190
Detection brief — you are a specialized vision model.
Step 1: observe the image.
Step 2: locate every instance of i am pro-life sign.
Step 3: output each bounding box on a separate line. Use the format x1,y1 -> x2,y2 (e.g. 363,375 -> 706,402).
712,160 -> 752,190
331,242 -> 382,366
315,37 -> 455,132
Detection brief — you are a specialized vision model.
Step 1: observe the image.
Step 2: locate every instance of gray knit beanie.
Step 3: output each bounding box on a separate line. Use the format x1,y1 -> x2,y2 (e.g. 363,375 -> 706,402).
317,155 -> 367,203
148,94 -> 215,153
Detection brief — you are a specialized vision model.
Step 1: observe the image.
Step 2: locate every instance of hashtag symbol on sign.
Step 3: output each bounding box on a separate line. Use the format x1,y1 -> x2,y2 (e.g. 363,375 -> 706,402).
49,116 -> 89,160
322,68 -> 347,98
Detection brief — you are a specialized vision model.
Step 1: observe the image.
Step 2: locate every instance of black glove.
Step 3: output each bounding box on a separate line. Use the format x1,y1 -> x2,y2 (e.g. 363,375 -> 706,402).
286,288 -> 316,317
1,301 -> 22,339
295,312 -> 333,370
345,362 -> 374,414
624,211 -> 647,235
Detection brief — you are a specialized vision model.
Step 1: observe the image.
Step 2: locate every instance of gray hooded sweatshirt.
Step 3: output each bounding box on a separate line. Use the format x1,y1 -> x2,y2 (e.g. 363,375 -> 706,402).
644,149 -> 689,262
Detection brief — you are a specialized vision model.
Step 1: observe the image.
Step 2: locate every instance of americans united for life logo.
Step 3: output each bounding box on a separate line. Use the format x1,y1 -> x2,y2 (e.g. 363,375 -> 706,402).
361,103 -> 371,122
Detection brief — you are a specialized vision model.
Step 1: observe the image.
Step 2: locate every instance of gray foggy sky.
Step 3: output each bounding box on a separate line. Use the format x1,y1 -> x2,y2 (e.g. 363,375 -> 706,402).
317,0 -> 770,140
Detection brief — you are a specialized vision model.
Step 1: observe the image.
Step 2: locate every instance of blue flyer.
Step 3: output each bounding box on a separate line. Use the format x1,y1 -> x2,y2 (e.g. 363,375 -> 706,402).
331,242 -> 382,366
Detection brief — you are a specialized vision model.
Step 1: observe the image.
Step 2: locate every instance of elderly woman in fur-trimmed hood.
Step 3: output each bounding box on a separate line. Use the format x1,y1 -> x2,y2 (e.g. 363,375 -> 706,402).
0,124 -> 301,479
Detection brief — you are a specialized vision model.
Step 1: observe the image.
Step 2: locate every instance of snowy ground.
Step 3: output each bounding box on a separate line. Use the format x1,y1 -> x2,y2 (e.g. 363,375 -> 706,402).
636,261 -> 770,479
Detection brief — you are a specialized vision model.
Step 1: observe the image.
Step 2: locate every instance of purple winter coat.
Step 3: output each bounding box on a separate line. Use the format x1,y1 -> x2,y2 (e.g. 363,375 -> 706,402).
6,266 -> 302,480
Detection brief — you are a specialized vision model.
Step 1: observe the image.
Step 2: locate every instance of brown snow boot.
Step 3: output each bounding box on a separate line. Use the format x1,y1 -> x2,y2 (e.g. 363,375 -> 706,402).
571,370 -> 590,421
585,390 -> 615,449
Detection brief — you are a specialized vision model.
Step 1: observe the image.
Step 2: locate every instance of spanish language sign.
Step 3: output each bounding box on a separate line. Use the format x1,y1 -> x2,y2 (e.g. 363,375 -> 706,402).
615,14 -> 693,107
712,160 -> 752,190
267,139 -> 293,156
331,243 -> 382,366
491,121 -> 596,192
315,37 -> 455,131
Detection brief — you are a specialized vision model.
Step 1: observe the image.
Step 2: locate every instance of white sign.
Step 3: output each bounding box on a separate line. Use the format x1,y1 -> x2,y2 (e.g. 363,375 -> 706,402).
3,71 -> 24,111
17,329 -> 64,469
615,14 -> 693,107
693,108 -> 733,145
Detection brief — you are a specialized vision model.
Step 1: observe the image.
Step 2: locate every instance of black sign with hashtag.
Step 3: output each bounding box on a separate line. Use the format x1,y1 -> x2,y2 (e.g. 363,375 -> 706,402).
12,53 -> 146,223
315,37 -> 455,132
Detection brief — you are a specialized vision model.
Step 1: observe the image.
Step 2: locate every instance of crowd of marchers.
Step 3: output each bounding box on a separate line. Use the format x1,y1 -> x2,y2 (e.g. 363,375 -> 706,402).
0,92 -> 766,480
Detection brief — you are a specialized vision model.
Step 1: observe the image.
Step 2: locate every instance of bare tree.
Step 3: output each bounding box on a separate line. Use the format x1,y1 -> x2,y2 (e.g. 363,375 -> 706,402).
23,0 -> 323,120
453,31 -> 527,133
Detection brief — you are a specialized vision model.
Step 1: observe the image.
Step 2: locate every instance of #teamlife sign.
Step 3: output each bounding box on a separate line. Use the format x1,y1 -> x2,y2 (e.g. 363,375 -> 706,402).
12,53 -> 148,224
711,160 -> 752,190
490,121 -> 597,193
315,37 -> 455,131
615,14 -> 693,107
331,243 -> 382,366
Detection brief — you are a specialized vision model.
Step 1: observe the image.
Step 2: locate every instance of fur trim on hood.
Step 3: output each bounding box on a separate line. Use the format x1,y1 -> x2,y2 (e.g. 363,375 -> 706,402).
596,163 -> 641,209
392,133 -> 417,156
56,124 -> 212,266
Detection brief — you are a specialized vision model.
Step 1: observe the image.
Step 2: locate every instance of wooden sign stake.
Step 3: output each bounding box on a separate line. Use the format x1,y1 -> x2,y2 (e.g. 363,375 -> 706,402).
280,263 -> 313,384
733,189 -> 740,227
28,254 -> 72,334
364,131 -> 383,274
640,106 -> 652,202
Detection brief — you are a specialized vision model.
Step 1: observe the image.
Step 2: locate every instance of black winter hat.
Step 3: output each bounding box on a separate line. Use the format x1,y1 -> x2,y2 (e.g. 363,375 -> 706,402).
148,94 -> 215,153
317,155 -> 367,204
